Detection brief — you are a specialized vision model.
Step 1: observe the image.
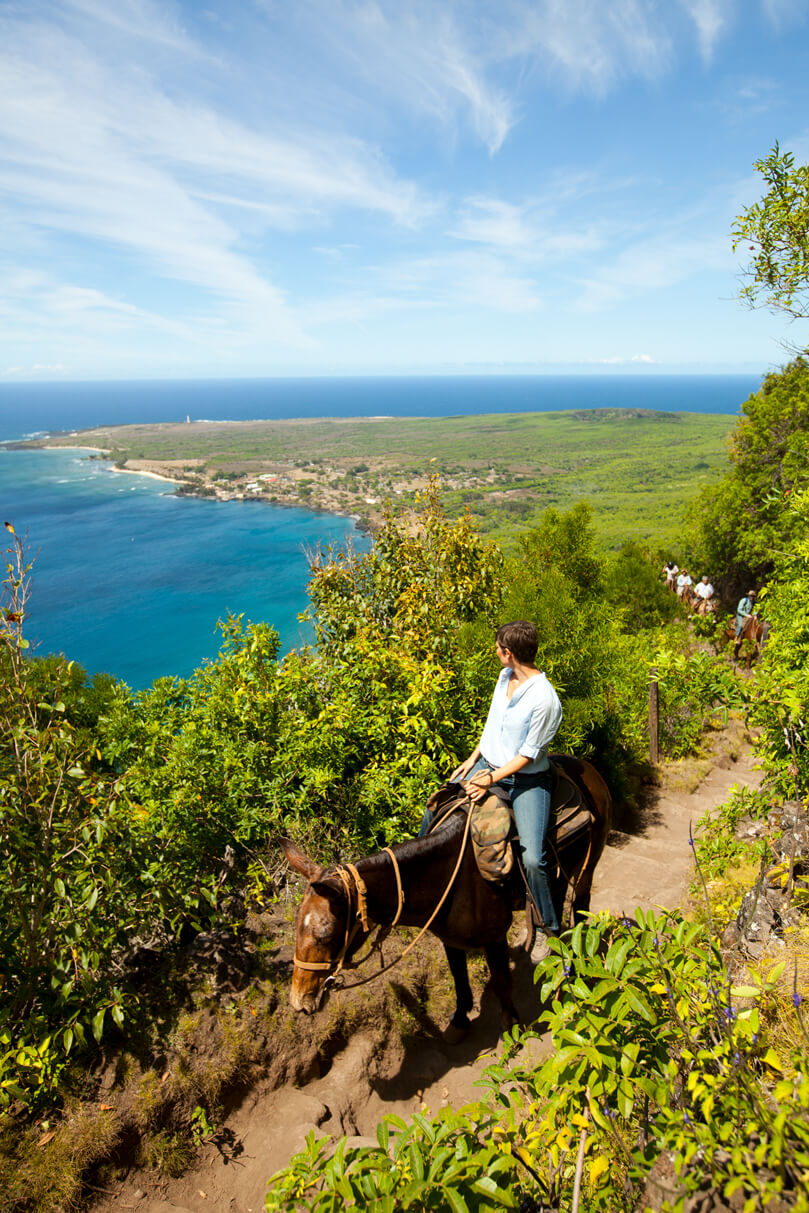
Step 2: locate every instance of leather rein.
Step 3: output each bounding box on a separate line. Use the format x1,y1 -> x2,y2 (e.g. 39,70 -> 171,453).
293,809 -> 474,993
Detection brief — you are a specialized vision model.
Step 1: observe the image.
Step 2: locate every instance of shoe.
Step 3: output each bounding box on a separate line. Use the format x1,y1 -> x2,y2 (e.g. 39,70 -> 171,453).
529,937 -> 550,964
529,929 -> 560,965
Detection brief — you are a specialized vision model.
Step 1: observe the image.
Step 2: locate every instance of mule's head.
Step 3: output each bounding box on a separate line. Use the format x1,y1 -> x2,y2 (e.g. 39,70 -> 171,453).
281,838 -> 350,1014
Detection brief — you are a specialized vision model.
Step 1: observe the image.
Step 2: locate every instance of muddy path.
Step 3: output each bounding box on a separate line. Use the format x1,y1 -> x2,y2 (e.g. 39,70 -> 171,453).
90,727 -> 762,1213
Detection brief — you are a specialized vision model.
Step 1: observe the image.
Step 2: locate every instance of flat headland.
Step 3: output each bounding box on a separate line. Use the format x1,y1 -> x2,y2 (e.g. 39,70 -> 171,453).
19,408 -> 734,548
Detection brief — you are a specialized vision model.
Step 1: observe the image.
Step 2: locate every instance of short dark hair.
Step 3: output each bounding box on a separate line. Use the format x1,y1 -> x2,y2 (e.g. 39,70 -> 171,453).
496,620 -> 538,665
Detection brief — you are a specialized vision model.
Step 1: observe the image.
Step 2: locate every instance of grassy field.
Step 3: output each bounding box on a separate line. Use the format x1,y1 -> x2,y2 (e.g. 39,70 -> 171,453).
35,407 -> 733,551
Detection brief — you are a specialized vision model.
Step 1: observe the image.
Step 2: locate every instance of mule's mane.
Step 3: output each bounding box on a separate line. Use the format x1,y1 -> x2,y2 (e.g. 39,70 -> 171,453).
313,811 -> 465,894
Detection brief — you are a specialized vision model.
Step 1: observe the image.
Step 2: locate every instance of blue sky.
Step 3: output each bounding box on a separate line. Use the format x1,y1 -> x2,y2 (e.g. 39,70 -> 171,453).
1,0 -> 808,381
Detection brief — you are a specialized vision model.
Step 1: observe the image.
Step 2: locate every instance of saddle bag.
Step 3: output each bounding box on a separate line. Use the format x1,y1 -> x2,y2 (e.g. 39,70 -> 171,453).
470,791 -> 514,883
423,782 -> 513,882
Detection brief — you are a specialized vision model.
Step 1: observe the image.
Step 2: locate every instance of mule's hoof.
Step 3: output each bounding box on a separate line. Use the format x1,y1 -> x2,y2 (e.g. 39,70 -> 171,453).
442,1022 -> 469,1045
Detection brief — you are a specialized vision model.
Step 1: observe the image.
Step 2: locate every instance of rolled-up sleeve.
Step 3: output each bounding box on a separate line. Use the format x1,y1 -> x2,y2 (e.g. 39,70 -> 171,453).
520,689 -> 563,759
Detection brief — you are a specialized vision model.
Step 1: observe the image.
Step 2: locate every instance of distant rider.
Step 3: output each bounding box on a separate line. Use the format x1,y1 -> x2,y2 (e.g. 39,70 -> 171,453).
676,569 -> 692,598
694,576 -> 715,613
735,590 -> 756,638
663,560 -> 679,591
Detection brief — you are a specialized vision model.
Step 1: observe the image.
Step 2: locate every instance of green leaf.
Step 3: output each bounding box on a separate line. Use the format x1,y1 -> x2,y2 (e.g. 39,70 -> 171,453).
91,1008 -> 106,1043
443,1187 -> 470,1213
622,985 -> 655,1023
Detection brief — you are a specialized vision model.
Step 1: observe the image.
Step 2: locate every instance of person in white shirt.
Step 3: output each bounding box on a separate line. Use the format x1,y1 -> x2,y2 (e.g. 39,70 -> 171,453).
694,576 -> 714,600
676,570 -> 693,597
451,620 -> 563,940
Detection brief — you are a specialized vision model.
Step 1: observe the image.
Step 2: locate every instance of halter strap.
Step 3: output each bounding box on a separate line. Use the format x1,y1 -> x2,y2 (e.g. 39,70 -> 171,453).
292,811 -> 473,993
292,847 -> 404,975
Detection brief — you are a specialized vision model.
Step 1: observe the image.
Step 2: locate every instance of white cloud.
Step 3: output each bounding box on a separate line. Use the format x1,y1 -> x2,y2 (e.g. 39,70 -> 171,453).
376,248 -> 542,313
575,222 -> 730,312
62,0 -> 201,55
680,0 -> 729,62
450,196 -> 605,259
2,363 -> 70,375
0,6 -> 435,354
285,1 -> 515,153
761,0 -> 807,30
493,0 -> 673,94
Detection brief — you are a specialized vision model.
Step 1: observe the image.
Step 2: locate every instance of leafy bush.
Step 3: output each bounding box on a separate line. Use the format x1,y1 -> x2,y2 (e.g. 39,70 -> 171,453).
0,526 -> 220,1110
604,540 -> 680,632
693,358 -> 809,596
653,645 -> 746,758
266,1106 -> 525,1211
747,488 -> 809,798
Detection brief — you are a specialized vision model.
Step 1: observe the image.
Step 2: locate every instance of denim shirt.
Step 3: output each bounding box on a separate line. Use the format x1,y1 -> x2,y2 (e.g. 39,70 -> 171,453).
479,668 -> 563,774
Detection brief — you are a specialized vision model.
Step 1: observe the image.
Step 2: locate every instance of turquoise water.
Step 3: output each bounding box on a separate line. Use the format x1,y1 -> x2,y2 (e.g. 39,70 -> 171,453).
0,447 -> 360,688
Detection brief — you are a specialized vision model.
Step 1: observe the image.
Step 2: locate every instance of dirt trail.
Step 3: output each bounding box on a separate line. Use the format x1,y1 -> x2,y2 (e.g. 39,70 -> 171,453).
91,736 -> 763,1213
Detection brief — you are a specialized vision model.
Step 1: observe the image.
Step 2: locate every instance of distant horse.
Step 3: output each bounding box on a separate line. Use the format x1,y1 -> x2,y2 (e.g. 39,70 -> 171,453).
694,595 -> 717,617
728,614 -> 769,667
282,755 -> 612,1038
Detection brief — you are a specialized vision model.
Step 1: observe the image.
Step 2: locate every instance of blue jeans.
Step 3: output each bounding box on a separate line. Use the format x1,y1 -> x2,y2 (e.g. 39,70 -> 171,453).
420,757 -> 559,934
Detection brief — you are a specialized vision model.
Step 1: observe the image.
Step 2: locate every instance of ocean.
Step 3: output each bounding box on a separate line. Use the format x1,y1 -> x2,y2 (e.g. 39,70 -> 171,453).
0,373 -> 759,440
0,374 -> 759,688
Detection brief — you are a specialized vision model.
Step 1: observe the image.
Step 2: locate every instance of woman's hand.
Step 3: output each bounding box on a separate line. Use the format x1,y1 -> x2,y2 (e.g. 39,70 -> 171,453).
450,758 -> 475,782
465,770 -> 494,802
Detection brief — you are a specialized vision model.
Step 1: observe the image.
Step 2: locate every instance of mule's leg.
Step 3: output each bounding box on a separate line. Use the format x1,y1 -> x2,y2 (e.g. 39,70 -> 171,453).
484,940 -> 519,1031
571,872 -> 593,923
443,943 -> 474,1042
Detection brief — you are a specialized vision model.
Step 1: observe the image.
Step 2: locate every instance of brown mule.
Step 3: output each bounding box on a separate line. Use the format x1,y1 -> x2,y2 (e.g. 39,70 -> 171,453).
282,754 -> 612,1038
731,614 -> 769,668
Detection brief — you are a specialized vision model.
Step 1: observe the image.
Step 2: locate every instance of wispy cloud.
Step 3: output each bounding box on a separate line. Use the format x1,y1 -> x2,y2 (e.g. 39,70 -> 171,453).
492,0 -> 673,94
62,0 -> 202,55
286,1 -> 514,153
450,196 -> 605,260
680,0 -> 730,62
575,227 -> 730,312
761,0 -> 807,30
0,4 -> 435,355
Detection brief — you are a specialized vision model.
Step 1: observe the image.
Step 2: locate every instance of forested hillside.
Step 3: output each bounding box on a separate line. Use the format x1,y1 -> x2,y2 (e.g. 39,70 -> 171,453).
2,363 -> 809,1211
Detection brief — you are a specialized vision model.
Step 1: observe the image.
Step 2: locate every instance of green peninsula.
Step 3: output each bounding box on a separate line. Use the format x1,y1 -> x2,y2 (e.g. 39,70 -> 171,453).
30,408 -> 734,549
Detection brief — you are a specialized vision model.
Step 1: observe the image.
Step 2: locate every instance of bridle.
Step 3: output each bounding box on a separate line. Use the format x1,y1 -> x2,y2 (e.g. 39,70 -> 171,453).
292,847 -> 404,983
293,809 -> 473,994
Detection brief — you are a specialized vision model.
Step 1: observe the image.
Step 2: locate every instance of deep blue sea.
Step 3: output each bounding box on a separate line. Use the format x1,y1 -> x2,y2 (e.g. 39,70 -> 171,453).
0,373 -> 759,439
0,374 -> 759,688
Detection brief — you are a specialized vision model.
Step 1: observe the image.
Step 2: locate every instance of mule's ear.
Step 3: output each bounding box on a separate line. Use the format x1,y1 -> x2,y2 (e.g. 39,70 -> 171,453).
310,878 -> 346,911
280,837 -> 322,881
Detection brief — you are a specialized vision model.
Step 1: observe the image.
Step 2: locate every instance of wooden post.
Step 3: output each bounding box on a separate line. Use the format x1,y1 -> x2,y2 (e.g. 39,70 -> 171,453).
649,673 -> 659,765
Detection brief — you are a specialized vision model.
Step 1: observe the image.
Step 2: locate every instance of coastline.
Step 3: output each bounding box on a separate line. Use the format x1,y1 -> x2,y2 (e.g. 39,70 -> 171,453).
11,409 -> 736,551
17,436 -> 377,530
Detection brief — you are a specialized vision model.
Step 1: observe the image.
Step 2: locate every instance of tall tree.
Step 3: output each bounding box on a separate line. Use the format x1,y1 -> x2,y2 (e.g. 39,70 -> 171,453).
732,143 -> 809,352
692,358 -> 809,595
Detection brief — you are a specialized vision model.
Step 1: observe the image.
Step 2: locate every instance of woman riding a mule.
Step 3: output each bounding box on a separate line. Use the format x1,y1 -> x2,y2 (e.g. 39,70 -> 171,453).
422,620 -> 563,957
284,617 -> 610,1033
